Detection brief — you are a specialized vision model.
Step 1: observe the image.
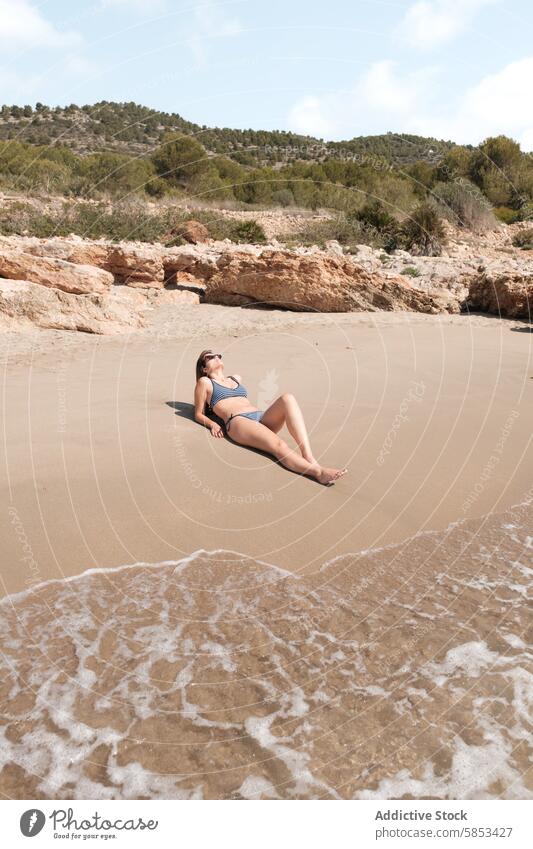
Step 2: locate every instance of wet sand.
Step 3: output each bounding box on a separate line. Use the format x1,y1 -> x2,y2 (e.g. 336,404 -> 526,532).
1,500 -> 532,799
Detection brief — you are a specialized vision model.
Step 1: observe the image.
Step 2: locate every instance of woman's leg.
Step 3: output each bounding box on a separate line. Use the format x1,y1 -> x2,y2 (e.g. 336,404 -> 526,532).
228,417 -> 347,485
260,393 -> 316,463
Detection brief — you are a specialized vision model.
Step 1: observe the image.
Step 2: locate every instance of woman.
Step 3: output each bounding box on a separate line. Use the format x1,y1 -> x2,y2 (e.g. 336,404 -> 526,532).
194,349 -> 348,485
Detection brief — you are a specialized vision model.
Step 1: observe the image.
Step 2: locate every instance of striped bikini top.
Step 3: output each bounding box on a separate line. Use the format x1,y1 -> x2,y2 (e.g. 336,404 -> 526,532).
209,376 -> 248,411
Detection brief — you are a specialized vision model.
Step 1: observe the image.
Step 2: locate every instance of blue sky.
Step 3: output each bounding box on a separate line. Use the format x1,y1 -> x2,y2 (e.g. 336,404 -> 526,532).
1,0 -> 532,148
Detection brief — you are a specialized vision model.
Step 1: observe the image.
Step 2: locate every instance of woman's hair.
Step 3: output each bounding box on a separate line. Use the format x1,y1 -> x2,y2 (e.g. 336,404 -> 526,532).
195,349 -> 213,383
195,350 -> 214,417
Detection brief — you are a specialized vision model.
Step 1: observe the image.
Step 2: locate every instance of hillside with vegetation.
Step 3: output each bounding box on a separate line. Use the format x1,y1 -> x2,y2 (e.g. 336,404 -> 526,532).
0,101 -> 454,165
0,101 -> 532,254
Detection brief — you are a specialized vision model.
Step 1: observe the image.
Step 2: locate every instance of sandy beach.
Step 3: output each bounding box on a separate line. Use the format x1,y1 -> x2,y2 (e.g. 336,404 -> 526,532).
1,305 -> 532,595
3,0 -> 533,821
1,303 -> 532,799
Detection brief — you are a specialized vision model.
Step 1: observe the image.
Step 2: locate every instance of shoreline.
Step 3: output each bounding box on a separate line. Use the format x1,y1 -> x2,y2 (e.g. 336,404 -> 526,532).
3,486 -> 532,605
1,496 -> 531,799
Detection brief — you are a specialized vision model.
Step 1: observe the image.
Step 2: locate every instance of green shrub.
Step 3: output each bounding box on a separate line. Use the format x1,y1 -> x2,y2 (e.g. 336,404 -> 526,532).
400,202 -> 446,256
515,203 -> 533,222
353,200 -> 396,231
271,188 -> 295,207
231,219 -> 267,243
187,165 -> 234,201
0,198 -> 178,242
165,210 -> 262,242
368,175 -> 417,214
433,178 -> 496,232
407,161 -> 435,197
433,146 -> 472,182
348,200 -> 402,251
403,265 -> 421,277
2,119 -> 533,217
323,217 -> 365,247
512,228 -> 533,249
151,132 -> 212,188
493,206 -> 521,224
0,201 -> 59,238
65,199 -> 170,241
0,157 -> 71,194
287,215 -> 366,251
145,177 -> 168,198
74,152 -> 158,198
468,136 -> 523,207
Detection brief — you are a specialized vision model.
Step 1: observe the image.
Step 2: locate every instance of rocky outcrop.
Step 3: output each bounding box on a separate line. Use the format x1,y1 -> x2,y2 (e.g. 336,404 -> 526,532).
466,271 -> 532,319
344,226 -> 533,302
147,288 -> 200,305
3,227 -> 531,335
205,250 -> 460,313
0,250 -> 113,295
17,235 -> 111,268
350,244 -> 478,301
106,245 -> 165,288
2,235 -> 217,289
65,242 -> 111,268
163,246 -> 217,282
0,279 -> 148,334
176,219 -> 210,244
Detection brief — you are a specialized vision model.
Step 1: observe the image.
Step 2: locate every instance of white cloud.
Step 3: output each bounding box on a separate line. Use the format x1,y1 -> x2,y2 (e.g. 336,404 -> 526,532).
0,0 -> 81,51
356,60 -> 429,113
288,61 -> 432,138
187,0 -> 243,68
287,96 -> 333,138
398,0 -> 500,49
0,66 -> 47,100
518,128 -> 533,153
417,56 -> 533,149
63,53 -> 97,76
462,57 -> 533,129
102,0 -> 242,67
0,1 -> 86,102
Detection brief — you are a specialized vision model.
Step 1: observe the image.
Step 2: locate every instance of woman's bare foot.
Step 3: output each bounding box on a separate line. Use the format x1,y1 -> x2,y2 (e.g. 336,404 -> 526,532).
315,466 -> 348,486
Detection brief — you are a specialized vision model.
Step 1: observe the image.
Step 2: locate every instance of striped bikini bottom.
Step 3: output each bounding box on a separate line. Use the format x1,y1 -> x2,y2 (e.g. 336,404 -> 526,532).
225,410 -> 264,432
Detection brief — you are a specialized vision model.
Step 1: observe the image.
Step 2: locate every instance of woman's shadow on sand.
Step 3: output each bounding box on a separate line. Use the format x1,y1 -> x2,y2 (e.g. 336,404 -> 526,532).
166,401 -> 197,422
165,401 -> 278,463
167,401 -> 228,430
165,401 -> 324,482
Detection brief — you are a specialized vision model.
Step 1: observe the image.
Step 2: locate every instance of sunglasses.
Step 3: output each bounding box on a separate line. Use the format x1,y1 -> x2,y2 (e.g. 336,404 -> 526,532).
203,353 -> 222,364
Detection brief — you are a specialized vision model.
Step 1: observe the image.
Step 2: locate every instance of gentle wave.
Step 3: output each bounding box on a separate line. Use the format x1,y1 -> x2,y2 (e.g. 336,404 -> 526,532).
1,500 -> 532,800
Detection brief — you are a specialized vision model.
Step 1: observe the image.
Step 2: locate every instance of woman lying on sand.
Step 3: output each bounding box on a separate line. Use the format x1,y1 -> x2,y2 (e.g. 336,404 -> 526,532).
194,349 -> 348,485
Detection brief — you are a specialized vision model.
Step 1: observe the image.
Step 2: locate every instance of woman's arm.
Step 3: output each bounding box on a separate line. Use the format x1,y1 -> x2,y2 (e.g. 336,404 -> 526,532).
194,379 -> 223,437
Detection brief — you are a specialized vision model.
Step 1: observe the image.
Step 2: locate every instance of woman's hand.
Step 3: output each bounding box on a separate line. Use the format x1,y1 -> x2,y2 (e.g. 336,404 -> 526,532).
210,423 -> 224,438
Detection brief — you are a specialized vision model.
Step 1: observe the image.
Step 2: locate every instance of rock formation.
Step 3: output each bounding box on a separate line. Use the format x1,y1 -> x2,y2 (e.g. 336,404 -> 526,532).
205,250 -> 459,313
0,279 -> 148,334
176,219 -> 210,244
2,225 -> 530,334
467,271 -> 532,319
0,250 -> 113,295
162,246 -> 217,283
106,245 -> 165,288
